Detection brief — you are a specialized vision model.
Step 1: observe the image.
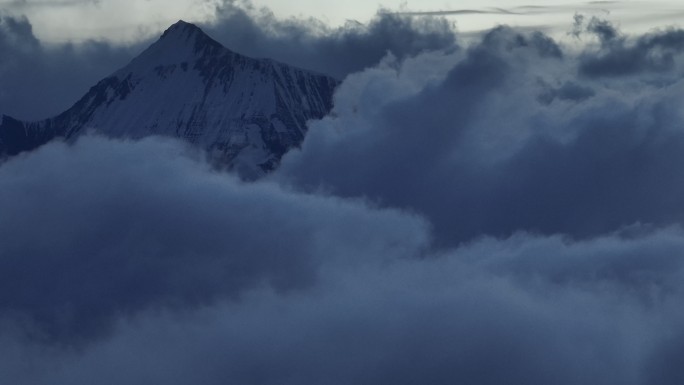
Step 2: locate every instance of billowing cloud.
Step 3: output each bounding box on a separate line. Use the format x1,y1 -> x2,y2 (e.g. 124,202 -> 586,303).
0,14 -> 143,120
578,17 -> 684,77
1,135 -> 684,384
0,0 -> 216,43
0,136 -> 429,343
204,0 -> 458,79
277,23 -> 684,244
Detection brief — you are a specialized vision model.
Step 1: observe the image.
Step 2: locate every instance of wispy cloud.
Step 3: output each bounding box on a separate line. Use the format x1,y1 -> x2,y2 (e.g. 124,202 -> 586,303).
395,8 -> 521,16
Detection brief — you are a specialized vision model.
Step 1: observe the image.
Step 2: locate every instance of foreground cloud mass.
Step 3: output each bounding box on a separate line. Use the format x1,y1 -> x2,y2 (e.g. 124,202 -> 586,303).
0,137 -> 429,343
2,137 -> 684,384
5,7 -> 684,385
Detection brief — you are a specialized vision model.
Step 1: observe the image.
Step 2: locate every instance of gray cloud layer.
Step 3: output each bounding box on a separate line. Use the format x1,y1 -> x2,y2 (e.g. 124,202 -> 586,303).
0,14 -> 143,119
277,22 -> 684,245
5,6 -> 684,385
2,136 -> 684,384
0,136 -> 428,344
204,0 -> 458,79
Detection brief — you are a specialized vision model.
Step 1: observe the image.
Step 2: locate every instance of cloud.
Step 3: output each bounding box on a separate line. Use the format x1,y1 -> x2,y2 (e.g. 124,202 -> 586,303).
276,23 -> 684,245
2,126 -> 684,385
0,135 -> 429,343
204,0 -> 458,79
2,150 -> 684,385
0,14 -> 143,120
0,12 -> 39,48
2,103 -> 684,385
578,18 -> 684,77
0,0 -> 216,43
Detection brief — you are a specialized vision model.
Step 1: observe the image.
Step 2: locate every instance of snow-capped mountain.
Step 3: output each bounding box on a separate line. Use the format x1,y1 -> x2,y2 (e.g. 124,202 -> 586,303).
0,20 -> 337,177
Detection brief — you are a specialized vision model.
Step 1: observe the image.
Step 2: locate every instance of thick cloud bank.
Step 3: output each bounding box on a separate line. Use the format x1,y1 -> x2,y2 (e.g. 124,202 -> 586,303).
278,21 -> 684,244
0,14 -> 143,120
5,11 -> 684,385
2,136 -> 684,384
0,136 -> 428,343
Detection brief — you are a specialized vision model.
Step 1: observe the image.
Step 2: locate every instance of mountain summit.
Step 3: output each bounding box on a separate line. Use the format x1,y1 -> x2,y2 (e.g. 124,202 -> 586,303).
163,19 -> 205,37
0,21 -> 338,177
135,20 -> 228,67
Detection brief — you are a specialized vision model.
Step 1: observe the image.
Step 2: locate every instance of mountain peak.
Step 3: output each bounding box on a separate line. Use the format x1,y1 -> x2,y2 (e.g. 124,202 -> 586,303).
0,17 -> 338,177
121,20 -> 228,71
161,20 -> 204,40
158,19 -> 220,50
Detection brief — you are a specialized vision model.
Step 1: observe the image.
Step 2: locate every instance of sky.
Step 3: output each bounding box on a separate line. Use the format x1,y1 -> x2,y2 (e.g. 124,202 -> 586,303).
1,0 -> 684,43
5,1 -> 684,384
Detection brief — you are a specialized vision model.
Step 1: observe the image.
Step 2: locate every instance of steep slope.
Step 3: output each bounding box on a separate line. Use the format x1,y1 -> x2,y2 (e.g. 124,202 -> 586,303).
0,21 -> 338,177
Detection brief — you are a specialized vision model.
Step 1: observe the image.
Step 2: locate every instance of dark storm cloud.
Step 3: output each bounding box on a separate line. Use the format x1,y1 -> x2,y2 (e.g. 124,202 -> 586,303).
578,17 -> 684,77
277,23 -> 684,244
1,1 -> 457,119
0,14 -> 143,120
0,13 -> 38,47
3,205 -> 684,384
204,0 -> 458,79
0,136 -> 428,343
4,79 -> 684,384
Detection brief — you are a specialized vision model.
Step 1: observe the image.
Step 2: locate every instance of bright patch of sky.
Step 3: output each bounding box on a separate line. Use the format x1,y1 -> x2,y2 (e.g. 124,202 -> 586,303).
1,0 -> 684,44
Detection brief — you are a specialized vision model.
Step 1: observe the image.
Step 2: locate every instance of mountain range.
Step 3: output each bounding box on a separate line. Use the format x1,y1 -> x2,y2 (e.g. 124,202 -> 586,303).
0,20 -> 338,178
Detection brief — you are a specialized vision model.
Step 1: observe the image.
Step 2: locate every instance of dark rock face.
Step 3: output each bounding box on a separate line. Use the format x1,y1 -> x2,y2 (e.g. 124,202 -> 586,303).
0,115 -> 43,157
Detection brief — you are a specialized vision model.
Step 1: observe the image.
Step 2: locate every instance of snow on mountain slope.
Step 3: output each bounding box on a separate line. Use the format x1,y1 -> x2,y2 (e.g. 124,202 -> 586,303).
0,21 -> 338,177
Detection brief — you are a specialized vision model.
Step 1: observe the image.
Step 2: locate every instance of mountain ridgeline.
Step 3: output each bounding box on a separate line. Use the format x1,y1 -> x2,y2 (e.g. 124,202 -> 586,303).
0,20 -> 338,177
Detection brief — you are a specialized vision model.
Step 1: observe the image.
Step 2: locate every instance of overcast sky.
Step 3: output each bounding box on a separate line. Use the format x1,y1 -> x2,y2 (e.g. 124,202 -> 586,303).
1,0 -> 684,43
